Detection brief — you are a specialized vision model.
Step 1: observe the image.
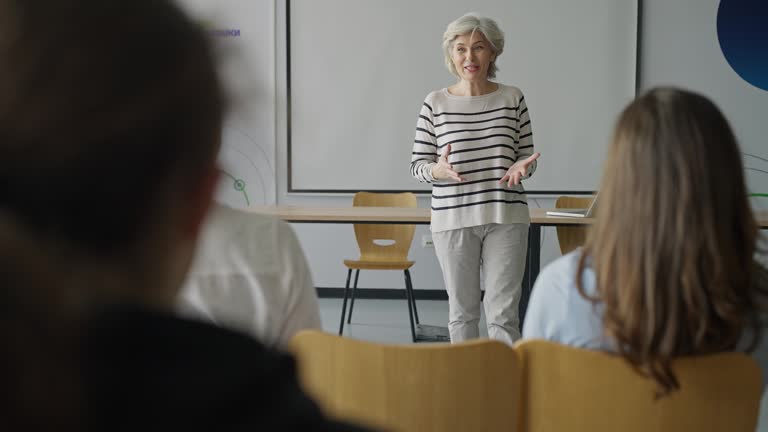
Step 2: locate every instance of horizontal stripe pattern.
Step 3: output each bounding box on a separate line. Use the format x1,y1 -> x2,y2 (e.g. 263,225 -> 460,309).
432,199 -> 528,211
410,85 -> 536,232
434,115 -> 518,128
437,124 -> 519,139
432,188 -> 525,199
451,155 -> 516,165
433,106 -> 517,117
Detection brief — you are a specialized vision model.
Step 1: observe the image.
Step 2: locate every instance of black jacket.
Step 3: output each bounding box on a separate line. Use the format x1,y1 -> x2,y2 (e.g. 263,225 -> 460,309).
81,304 -> 368,431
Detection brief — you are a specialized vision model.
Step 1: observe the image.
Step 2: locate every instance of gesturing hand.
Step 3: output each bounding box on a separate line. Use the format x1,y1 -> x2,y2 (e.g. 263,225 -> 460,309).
500,152 -> 541,187
431,143 -> 464,182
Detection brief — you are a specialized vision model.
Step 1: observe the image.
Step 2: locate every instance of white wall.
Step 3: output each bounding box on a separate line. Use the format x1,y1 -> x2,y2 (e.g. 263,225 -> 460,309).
272,1 -> 565,291
179,0 -> 767,292
178,0 -> 277,207
286,0 -> 768,291
639,0 -> 768,206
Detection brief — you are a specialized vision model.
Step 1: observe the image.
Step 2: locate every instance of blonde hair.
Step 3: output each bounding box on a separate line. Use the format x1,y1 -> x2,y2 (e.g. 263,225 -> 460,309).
578,87 -> 767,396
442,13 -> 504,79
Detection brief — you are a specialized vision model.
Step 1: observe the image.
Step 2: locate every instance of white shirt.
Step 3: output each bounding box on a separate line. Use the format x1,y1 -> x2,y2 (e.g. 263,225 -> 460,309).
523,250 -> 768,431
178,204 -> 321,348
524,250 -> 768,378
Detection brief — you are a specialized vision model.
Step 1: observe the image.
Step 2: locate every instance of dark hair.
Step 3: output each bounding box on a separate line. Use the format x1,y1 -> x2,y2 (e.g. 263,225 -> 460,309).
0,0 -> 225,254
0,0 -> 224,427
578,87 -> 767,396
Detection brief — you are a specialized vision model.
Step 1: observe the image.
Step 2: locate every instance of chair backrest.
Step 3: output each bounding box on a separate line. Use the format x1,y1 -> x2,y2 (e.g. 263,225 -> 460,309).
290,330 -> 521,432
516,340 -> 763,432
353,192 -> 416,262
554,196 -> 593,255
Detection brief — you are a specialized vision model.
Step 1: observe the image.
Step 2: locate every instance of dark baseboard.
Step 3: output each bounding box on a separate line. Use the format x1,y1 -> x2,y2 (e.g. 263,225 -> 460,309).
316,287 -> 448,301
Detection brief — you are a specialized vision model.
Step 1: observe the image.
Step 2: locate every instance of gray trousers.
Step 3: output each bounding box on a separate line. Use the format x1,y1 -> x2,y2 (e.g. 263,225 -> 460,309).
432,223 -> 529,345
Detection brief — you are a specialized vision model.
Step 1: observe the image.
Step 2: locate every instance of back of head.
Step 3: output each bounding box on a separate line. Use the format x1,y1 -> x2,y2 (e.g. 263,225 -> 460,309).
0,0 -> 224,427
0,0 -> 224,255
580,87 -> 766,395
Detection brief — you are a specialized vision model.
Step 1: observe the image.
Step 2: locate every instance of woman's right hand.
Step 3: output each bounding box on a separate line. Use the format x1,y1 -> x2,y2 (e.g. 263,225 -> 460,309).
431,144 -> 464,182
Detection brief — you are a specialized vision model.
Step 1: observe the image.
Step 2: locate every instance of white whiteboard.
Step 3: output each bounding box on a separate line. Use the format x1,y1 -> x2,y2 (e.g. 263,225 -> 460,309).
288,0 -> 637,193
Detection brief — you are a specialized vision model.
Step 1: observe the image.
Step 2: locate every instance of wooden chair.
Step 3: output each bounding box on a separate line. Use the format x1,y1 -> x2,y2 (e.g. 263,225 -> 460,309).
339,192 -> 420,342
554,196 -> 593,255
290,330 -> 521,432
516,339 -> 763,432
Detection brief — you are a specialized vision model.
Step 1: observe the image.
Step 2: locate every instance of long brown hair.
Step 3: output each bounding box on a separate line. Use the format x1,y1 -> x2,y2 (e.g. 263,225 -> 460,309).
578,87 -> 767,395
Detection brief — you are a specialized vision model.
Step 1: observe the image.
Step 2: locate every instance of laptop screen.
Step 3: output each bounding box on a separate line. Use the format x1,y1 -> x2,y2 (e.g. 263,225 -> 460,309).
584,192 -> 599,217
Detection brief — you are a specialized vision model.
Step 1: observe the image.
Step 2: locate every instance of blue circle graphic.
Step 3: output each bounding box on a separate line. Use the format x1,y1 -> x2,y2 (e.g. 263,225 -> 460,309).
717,0 -> 768,91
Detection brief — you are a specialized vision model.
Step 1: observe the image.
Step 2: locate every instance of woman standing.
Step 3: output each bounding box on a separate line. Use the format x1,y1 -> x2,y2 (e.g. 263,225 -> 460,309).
410,13 -> 540,344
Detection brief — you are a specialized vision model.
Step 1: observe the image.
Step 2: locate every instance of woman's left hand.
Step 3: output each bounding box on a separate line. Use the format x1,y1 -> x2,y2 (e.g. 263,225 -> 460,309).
500,152 -> 541,187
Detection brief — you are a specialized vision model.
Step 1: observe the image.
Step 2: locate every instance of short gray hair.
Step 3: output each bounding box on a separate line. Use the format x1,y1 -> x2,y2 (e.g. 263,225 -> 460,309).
442,13 -> 505,79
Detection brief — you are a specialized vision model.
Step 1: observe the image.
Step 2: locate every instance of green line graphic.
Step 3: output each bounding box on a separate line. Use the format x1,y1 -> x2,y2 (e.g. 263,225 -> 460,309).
220,169 -> 250,206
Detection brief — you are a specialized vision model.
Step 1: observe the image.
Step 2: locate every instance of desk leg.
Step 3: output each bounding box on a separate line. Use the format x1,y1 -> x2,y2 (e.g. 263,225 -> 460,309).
519,223 -> 541,330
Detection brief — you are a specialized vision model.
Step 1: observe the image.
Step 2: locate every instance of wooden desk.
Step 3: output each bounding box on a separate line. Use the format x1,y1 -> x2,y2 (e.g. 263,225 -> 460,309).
247,206 -> 596,225
247,206 -> 768,329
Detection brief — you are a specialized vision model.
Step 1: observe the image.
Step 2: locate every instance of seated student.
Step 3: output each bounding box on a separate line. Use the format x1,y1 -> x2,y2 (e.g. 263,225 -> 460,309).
0,0 -> 365,430
523,87 -> 768,397
179,203 -> 322,348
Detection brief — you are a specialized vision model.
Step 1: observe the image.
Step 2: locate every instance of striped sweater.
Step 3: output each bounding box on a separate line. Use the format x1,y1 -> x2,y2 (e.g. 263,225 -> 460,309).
410,84 -> 536,233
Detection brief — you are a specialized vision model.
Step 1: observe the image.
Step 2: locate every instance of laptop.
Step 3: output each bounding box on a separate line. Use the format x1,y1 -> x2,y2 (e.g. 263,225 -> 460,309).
546,193 -> 599,218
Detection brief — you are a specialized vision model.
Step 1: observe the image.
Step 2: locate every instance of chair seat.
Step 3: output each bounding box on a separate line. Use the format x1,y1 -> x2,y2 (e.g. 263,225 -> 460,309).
343,259 -> 415,270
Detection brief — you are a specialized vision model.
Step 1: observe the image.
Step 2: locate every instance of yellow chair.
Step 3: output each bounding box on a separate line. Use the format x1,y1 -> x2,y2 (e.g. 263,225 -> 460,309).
516,339 -> 763,432
290,330 -> 521,432
340,192 -> 420,342
554,196 -> 593,255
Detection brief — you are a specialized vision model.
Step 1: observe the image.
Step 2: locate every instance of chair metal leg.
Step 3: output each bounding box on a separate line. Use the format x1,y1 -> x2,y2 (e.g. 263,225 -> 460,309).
338,268 -> 353,335
404,270 -> 417,342
347,269 -> 360,324
404,269 -> 419,324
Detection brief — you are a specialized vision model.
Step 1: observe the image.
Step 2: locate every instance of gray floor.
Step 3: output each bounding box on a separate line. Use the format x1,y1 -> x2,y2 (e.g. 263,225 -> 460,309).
318,297 -> 488,344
